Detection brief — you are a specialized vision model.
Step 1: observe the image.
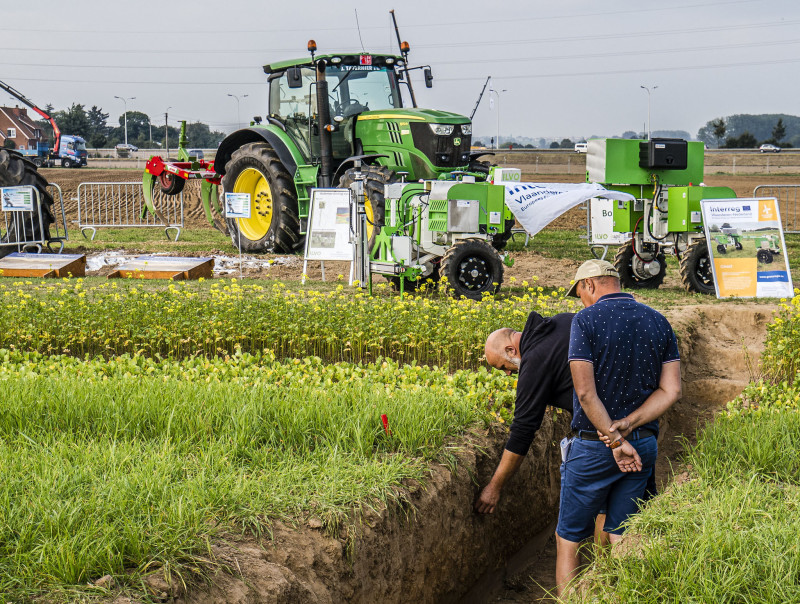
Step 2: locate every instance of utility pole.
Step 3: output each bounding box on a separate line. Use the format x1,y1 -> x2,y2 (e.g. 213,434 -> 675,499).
227,94 -> 248,129
165,107 -> 172,155
470,76 -> 491,121
490,87 -> 506,150
640,85 -> 657,139
114,95 -> 135,146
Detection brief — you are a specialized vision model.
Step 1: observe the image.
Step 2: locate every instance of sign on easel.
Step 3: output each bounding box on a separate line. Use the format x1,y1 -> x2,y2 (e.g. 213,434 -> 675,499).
701,197 -> 793,298
224,192 -> 250,279
1,186 -> 35,212
302,188 -> 354,283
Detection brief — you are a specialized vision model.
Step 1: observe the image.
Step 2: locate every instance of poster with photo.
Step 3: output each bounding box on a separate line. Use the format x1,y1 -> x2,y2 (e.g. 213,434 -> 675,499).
700,197 -> 793,298
304,188 -> 353,261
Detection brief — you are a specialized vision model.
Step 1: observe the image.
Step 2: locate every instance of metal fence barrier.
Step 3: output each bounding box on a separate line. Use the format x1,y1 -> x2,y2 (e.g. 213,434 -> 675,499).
0,183 -> 69,254
753,185 -> 800,233
77,182 -> 183,241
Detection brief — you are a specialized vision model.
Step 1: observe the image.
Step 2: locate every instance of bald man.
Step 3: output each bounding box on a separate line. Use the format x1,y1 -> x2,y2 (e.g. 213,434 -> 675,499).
475,310 -> 575,514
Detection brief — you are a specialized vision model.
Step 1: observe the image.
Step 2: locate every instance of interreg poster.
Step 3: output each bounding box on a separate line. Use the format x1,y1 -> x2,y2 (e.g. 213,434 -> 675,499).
305,188 -> 353,261
700,197 -> 793,298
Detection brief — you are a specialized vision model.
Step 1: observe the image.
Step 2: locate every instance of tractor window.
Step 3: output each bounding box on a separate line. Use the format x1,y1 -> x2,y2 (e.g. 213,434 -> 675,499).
269,67 -> 317,121
326,66 -> 401,116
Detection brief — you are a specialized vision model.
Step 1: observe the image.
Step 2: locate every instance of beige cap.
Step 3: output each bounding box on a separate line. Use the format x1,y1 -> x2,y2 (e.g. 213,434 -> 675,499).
566,259 -> 620,297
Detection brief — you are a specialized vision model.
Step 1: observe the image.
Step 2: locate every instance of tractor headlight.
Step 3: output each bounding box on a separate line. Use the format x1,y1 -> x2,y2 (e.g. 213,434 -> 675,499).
460,124 -> 472,135
429,124 -> 454,136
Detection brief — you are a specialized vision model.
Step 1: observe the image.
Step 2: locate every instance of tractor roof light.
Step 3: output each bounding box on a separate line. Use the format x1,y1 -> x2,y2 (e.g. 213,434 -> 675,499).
307,40 -> 317,53
429,124 -> 454,136
330,56 -> 342,64
385,57 -> 395,65
400,41 -> 410,53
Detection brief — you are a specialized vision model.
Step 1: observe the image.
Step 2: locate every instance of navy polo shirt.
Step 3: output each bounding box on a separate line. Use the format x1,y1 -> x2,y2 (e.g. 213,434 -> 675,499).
567,293 -> 680,434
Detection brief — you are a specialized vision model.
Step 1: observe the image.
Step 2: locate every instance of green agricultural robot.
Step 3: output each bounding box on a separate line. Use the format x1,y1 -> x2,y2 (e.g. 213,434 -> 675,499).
588,138 -> 737,294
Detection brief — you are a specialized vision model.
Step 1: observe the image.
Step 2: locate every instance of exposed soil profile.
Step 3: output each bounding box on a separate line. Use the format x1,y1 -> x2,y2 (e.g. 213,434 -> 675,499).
103,304 -> 772,604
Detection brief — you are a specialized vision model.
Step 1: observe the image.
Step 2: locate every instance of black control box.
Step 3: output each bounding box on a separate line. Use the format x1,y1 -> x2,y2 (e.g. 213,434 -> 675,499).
639,138 -> 688,170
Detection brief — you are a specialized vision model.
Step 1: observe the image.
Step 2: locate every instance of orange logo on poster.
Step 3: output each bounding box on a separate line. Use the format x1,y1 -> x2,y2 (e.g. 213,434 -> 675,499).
758,199 -> 777,222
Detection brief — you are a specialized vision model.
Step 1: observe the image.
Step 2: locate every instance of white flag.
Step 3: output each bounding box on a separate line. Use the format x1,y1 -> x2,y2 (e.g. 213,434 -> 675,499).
504,182 -> 634,237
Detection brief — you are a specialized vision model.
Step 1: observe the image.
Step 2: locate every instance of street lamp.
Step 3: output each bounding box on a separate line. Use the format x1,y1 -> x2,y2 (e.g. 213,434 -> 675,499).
114,96 -> 136,146
489,87 -> 507,150
640,85 -> 658,140
165,106 -> 172,155
227,93 -> 249,129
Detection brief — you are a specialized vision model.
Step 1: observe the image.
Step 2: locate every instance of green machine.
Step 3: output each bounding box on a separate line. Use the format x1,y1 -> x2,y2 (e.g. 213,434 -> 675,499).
365,172 -> 513,299
147,38 -> 513,256
587,138 -> 737,294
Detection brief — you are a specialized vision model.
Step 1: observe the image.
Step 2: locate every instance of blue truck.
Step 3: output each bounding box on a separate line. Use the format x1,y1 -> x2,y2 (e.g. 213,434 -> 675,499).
0,79 -> 88,168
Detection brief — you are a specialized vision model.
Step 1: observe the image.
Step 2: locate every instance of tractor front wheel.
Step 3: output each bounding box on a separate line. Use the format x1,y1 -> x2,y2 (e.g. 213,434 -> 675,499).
680,239 -> 715,294
441,238 -> 504,299
338,165 -> 397,251
0,150 -> 55,259
613,241 -> 666,289
757,249 -> 773,264
221,142 -> 300,253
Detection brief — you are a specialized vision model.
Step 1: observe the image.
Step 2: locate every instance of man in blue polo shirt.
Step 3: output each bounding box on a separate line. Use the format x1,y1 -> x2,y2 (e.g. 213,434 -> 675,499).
555,259 -> 682,596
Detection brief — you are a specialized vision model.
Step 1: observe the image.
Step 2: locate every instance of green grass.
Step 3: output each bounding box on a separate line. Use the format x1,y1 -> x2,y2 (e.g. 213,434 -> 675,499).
580,410 -> 800,603
70,227 -> 237,254
0,360 -> 495,601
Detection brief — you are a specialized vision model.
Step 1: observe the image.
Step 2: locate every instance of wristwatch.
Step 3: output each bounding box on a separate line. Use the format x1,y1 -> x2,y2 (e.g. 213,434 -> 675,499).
609,437 -> 624,450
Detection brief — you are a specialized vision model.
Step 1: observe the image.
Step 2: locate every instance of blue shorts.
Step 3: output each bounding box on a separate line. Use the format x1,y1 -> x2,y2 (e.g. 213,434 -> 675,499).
556,435 -> 657,542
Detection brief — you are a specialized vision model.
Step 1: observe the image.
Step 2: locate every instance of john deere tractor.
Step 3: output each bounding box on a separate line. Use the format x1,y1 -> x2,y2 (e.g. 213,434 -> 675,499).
210,40 -> 512,254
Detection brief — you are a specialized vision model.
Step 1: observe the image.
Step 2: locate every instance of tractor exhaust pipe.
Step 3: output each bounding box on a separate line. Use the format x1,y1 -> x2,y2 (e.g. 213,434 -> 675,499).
315,59 -> 333,188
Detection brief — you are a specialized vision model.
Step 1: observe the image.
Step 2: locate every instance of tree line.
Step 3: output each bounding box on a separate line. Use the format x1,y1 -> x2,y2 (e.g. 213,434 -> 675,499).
28,103 -> 226,150
697,114 -> 798,149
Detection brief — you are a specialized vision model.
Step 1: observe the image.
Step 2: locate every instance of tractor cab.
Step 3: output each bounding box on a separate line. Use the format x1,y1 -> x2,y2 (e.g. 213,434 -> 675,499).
266,53 -> 404,162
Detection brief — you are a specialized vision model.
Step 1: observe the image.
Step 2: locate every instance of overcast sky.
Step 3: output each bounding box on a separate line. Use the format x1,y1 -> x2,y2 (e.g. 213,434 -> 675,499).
1,0 -> 798,142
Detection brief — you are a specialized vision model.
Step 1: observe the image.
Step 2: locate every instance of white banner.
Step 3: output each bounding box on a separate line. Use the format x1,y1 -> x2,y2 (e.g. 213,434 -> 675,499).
504,182 -> 635,237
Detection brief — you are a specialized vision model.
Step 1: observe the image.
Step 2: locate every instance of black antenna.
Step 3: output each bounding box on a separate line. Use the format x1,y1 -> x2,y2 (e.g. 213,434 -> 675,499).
389,9 -> 417,108
471,76 -> 491,120
355,9 -> 365,53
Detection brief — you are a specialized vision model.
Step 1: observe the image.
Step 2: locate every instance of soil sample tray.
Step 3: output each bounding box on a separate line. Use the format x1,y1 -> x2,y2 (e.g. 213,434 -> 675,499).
108,256 -> 214,280
0,253 -> 86,278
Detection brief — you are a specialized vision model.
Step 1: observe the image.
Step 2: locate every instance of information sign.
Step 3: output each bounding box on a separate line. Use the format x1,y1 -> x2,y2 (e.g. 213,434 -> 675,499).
305,188 -> 354,261
701,197 -> 793,298
223,192 -> 251,219
1,186 -> 34,212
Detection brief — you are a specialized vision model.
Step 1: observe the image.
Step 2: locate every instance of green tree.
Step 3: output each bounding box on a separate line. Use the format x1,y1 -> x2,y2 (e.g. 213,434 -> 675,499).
722,132 -> 757,148
711,118 -> 726,148
773,118 -> 786,143
549,141 -> 560,149
559,138 -> 573,149
87,106 -> 109,148
53,104 -> 91,139
2,139 -> 15,149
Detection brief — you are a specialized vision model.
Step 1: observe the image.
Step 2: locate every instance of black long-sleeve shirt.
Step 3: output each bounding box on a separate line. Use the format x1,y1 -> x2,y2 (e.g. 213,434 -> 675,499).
505,311 -> 575,456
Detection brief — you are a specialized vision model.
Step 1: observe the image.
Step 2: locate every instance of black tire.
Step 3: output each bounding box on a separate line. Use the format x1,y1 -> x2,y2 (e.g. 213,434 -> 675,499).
613,241 -> 666,289
757,249 -> 773,264
338,165 -> 397,251
62,158 -> 72,168
158,160 -> 186,196
717,244 -> 727,254
735,241 -> 743,250
680,239 -> 715,295
32,158 -> 43,168
221,142 -> 300,253
441,238 -> 504,300
0,150 -> 55,259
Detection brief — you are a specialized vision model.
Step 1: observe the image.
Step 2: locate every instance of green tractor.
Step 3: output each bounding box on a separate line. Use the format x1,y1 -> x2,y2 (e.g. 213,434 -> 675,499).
713,227 -> 743,254
208,40 -> 511,254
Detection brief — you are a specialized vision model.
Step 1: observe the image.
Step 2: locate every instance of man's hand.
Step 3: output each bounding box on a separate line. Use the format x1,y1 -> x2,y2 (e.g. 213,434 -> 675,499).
598,418 -> 632,444
612,440 -> 642,473
475,482 -> 502,514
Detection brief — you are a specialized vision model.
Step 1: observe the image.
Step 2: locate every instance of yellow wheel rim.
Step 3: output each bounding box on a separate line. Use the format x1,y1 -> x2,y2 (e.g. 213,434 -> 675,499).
233,167 -> 273,241
365,195 -> 376,242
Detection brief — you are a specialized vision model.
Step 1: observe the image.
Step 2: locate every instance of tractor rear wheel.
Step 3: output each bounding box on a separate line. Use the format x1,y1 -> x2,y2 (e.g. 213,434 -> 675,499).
680,239 -> 715,294
441,238 -> 503,299
159,159 -> 186,195
338,165 -> 397,251
222,142 -> 301,253
0,150 -> 55,259
757,249 -> 773,264
613,241 -> 666,289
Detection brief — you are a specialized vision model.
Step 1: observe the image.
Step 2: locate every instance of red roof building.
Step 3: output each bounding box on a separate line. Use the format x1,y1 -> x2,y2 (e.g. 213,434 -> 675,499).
0,106 -> 45,150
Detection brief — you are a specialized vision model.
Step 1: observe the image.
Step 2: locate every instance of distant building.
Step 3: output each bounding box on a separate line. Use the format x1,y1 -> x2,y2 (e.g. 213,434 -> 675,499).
0,106 -> 45,150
